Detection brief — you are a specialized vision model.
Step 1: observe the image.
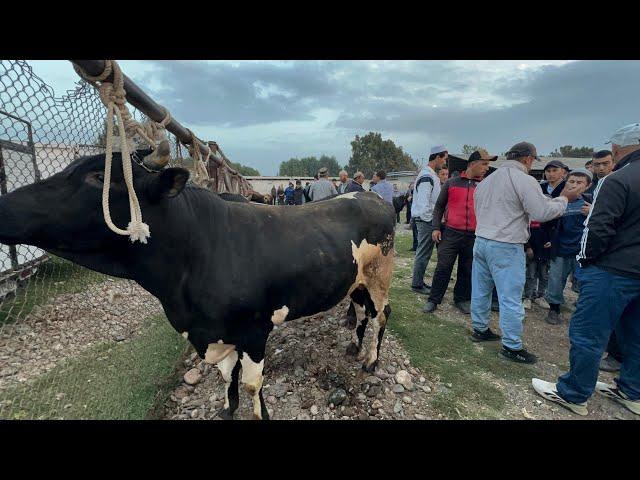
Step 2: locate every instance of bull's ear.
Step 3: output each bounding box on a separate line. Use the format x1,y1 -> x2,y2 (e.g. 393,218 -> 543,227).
146,167 -> 190,202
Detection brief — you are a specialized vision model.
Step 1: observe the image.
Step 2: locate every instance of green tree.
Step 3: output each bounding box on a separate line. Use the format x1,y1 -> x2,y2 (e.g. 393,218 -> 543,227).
462,144 -> 482,155
347,132 -> 417,178
549,145 -> 595,158
228,161 -> 260,176
278,155 -> 341,177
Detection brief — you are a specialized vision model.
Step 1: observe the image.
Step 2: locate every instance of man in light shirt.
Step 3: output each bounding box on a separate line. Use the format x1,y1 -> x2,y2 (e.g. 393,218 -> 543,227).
470,141 -> 579,364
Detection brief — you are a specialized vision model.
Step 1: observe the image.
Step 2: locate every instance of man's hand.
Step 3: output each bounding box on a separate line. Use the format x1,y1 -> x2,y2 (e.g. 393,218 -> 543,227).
560,184 -> 580,202
526,248 -> 534,260
432,230 -> 442,243
581,202 -> 591,216
544,242 -> 551,249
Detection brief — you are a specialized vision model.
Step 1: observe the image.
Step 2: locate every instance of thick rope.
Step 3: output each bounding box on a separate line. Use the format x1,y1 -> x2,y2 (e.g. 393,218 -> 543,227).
186,129 -> 210,187
75,60 -> 150,244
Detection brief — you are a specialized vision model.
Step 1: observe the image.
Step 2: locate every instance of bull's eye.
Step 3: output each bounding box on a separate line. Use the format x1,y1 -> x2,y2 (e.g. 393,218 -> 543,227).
96,173 -> 105,183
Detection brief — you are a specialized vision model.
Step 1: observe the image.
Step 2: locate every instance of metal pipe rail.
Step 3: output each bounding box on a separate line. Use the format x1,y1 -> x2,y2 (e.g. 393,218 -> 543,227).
69,60 -> 247,185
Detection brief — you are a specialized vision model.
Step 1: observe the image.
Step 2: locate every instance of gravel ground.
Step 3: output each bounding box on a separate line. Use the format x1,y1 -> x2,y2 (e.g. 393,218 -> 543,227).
163,299 -> 441,420
0,278 -> 162,390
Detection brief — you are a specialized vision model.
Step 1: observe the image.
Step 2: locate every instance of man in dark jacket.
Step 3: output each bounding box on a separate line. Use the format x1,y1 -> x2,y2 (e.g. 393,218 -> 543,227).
345,171 -> 365,193
533,123 -> 640,417
423,149 -> 496,314
293,180 -> 306,205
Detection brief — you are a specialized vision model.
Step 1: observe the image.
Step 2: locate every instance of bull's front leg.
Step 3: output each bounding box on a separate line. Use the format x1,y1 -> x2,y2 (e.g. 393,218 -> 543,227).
240,350 -> 269,420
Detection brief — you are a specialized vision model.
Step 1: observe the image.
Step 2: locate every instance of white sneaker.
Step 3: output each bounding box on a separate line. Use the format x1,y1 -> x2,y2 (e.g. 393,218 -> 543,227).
534,297 -> 550,309
531,378 -> 588,416
523,299 -> 532,310
595,381 -> 640,416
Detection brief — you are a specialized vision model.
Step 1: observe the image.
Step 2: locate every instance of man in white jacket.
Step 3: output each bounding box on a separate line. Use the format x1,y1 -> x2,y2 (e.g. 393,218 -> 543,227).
470,142 -> 579,364
410,145 -> 448,294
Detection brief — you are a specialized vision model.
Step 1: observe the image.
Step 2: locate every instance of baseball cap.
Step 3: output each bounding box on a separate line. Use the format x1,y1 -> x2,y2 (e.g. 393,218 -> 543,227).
568,167 -> 593,182
430,145 -> 447,155
505,141 -> 540,161
544,159 -> 569,171
468,148 -> 498,162
318,167 -> 328,176
606,123 -> 640,147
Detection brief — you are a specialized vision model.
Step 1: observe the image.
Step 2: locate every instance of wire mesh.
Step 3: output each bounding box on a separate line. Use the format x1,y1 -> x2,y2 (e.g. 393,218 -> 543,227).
0,60 -> 187,419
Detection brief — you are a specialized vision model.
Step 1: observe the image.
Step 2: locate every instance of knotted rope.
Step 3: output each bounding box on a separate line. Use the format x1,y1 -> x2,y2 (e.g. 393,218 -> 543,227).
186,129 -> 211,187
74,60 -> 152,243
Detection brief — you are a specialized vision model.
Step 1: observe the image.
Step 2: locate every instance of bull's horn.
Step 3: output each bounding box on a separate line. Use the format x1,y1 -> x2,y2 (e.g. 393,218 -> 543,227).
142,140 -> 171,170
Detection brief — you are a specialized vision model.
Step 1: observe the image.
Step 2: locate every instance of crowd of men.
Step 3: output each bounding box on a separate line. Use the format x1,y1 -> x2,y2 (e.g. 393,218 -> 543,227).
266,166 -> 402,206
407,123 -> 640,417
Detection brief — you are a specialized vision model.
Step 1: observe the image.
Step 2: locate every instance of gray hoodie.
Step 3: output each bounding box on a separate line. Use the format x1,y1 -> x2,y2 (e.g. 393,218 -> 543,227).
474,160 -> 568,244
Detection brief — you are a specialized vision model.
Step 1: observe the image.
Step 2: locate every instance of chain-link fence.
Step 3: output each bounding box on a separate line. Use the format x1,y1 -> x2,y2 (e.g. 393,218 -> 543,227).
0,60 -> 191,419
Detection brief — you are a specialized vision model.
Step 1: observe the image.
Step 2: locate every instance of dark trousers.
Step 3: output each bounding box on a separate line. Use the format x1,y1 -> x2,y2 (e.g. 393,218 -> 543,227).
607,330 -> 624,362
557,266 -> 640,403
411,218 -> 418,250
406,201 -> 412,223
428,229 -> 474,304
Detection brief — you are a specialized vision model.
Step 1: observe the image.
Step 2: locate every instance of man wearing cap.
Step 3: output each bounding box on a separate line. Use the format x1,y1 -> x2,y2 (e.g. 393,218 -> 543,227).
308,167 -> 338,201
471,141 -> 578,364
410,146 -> 448,294
423,149 -> 496,315
533,124 -> 640,416
541,160 -> 568,197
346,171 -> 366,193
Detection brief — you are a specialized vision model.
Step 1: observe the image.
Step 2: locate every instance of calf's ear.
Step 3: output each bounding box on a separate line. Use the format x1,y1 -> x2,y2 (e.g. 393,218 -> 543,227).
146,167 -> 190,202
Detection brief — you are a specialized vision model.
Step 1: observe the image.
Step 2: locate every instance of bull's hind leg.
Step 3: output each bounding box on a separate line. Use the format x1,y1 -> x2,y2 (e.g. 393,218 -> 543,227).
216,350 -> 240,420
346,298 -> 368,357
240,350 -> 269,420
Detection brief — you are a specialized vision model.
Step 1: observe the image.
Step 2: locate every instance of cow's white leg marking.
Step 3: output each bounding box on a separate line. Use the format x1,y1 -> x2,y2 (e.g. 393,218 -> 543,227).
205,340 -> 236,364
182,332 -> 189,340
240,352 -> 265,420
271,305 -> 289,326
216,349 -> 238,410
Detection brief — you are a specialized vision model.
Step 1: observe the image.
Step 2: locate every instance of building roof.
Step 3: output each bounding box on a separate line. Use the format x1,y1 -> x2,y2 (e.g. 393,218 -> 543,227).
448,154 -> 591,171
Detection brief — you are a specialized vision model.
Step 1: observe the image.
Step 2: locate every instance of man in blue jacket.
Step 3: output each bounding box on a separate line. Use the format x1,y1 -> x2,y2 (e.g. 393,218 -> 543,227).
543,168 -> 592,325
533,124 -> 640,417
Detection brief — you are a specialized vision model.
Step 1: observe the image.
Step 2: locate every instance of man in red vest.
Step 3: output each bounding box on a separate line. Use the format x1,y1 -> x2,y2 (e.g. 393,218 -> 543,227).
423,149 -> 497,314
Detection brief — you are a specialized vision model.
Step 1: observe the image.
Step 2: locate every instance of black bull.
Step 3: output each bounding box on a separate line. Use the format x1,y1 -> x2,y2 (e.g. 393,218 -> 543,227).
0,152 -> 396,420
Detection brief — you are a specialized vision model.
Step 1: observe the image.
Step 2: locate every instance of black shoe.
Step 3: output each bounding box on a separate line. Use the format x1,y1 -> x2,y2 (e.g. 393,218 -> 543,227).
491,301 -> 500,312
411,284 -> 431,295
454,301 -> 471,315
599,355 -> 622,373
422,301 -> 437,313
500,346 -> 537,364
545,310 -> 562,325
470,328 -> 501,342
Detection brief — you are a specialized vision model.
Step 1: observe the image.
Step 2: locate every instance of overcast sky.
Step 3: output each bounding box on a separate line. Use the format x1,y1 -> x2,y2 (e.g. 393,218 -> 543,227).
30,60 -> 640,175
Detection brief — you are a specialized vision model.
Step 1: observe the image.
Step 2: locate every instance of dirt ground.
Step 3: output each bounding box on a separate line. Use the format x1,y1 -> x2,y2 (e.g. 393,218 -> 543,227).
162,224 -> 638,421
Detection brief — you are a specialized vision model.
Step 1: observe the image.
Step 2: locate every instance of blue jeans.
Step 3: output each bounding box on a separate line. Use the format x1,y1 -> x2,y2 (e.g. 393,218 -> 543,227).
411,219 -> 436,289
557,266 -> 640,403
545,256 -> 577,305
471,237 -> 526,350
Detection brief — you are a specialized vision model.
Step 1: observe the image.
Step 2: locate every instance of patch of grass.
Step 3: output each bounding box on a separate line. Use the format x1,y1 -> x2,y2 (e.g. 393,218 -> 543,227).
0,256 -> 108,325
0,314 -> 188,420
388,231 -> 534,419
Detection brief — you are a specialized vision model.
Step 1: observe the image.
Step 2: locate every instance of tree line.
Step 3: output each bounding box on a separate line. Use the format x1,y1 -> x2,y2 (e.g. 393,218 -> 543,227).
279,132 -> 418,178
